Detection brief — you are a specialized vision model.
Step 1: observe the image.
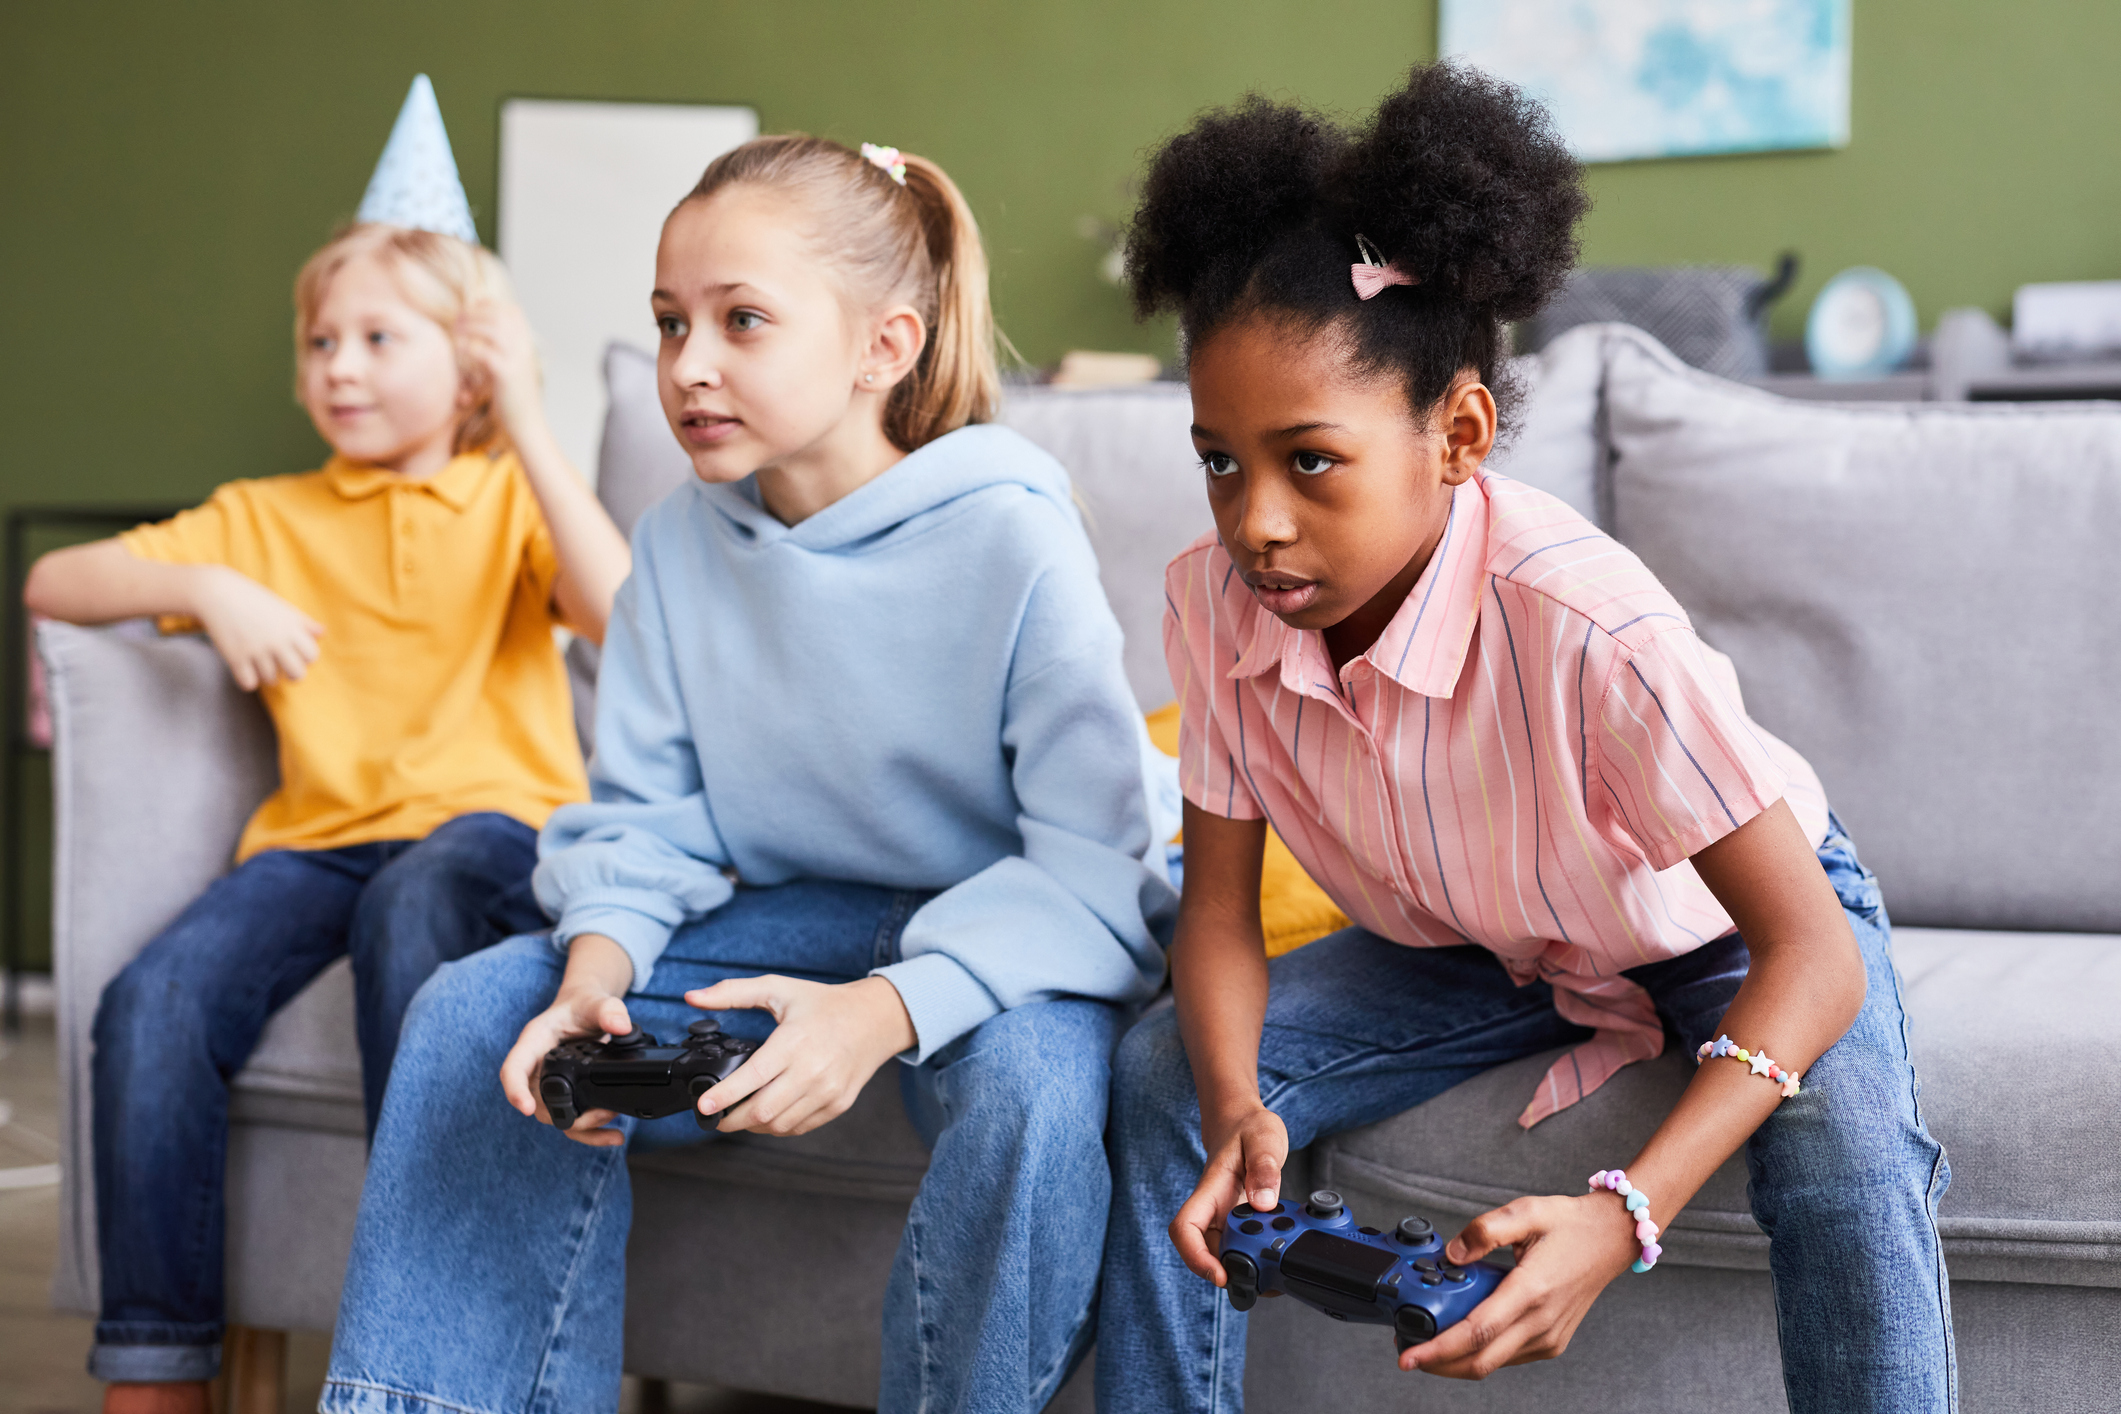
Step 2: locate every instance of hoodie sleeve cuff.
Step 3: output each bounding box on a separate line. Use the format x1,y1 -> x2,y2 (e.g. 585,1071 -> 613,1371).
552,893 -> 685,993
871,952 -> 1002,1064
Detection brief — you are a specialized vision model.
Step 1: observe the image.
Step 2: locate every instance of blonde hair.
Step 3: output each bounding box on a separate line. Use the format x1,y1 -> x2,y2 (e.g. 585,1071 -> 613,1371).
293,223 -> 513,456
683,136 -> 1001,453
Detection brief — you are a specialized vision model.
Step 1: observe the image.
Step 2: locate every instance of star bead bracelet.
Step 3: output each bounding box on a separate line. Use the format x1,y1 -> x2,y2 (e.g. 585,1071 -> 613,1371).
1696,1034 -> 1803,1098
1588,1169 -> 1661,1273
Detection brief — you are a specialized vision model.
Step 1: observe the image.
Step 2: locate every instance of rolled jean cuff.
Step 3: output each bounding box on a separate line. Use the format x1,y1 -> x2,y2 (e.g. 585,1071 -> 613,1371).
89,1335 -> 222,1382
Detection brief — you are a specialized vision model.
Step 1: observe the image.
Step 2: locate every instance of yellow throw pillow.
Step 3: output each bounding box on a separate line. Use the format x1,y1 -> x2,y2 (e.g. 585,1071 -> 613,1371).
1145,702 -> 1350,957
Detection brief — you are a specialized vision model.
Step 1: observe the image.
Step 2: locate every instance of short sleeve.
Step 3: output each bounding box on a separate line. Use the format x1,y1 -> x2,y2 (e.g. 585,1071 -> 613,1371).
118,486 -> 241,568
1162,548 -> 1265,821
508,459 -> 564,622
1592,627 -> 1789,870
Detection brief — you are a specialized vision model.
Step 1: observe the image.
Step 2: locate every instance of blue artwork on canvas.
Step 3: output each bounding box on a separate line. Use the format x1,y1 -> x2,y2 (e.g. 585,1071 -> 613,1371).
1439,0 -> 1851,164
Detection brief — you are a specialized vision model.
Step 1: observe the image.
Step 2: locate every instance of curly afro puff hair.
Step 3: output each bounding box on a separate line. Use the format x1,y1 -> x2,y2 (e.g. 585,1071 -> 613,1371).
1126,63 -> 1586,430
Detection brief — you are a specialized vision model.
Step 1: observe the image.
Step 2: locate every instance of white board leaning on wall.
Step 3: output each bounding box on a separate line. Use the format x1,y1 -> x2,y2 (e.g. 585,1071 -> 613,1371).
498,99 -> 759,485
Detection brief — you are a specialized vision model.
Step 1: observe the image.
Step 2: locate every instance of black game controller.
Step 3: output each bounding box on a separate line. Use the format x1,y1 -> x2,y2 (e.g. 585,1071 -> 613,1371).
539,1018 -> 758,1131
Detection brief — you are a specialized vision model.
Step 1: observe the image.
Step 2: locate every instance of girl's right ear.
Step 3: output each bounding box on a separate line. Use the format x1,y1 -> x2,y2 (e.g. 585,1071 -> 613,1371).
862,305 -> 927,393
1440,377 -> 1497,484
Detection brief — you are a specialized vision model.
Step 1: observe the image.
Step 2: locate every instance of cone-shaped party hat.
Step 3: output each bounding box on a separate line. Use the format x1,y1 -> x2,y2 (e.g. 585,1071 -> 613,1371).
355,74 -> 479,244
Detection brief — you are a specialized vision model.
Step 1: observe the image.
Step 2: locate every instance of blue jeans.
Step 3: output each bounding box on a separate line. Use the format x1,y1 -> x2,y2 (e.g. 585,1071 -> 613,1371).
322,879 -> 1123,1414
1097,818 -> 1955,1413
89,812 -> 543,1383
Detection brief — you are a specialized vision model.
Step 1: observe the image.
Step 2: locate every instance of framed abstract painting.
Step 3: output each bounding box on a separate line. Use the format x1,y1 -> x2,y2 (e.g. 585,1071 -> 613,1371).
1440,0 -> 1851,164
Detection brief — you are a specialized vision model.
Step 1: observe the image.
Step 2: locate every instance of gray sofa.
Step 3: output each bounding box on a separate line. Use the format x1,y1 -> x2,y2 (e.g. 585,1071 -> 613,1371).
45,327 -> 2121,1411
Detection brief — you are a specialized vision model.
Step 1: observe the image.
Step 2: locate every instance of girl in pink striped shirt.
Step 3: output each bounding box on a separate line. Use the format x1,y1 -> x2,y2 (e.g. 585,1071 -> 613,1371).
1097,66 -> 1954,1414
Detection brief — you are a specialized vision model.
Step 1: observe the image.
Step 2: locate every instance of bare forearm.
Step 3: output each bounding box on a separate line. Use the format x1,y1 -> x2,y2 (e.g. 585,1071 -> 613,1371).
1622,801 -> 1866,1227
24,539 -> 217,624
1170,804 -> 1275,1129
510,419 -> 631,641
558,931 -> 638,1001
1171,912 -> 1272,1121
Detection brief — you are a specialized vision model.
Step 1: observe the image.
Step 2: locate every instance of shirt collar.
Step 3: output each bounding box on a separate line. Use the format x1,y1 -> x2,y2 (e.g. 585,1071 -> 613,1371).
324,448 -> 497,511
1227,476 -> 1490,700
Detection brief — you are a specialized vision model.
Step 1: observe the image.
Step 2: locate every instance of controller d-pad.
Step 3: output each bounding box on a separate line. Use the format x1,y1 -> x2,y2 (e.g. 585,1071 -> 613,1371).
1414,1257 -> 1439,1273
1444,1266 -> 1471,1284
1420,1271 -> 1443,1286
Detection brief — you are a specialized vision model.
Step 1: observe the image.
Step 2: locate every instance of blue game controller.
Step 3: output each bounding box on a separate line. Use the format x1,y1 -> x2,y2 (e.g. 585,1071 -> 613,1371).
1218,1189 -> 1507,1351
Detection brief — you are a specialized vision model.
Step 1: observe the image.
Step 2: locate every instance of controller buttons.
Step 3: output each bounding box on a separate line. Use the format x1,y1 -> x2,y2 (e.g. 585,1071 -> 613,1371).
1240,1220 -> 1264,1235
1260,1200 -> 1284,1215
1269,1238 -> 1289,1256
1386,1271 -> 1403,1287
1396,1217 -> 1435,1244
1233,1202 -> 1256,1218
1358,1225 -> 1382,1236
1271,1216 -> 1295,1232
1305,1189 -> 1345,1220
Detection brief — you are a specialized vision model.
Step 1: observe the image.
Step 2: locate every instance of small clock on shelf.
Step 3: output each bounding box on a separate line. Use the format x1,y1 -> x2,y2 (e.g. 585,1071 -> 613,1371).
1806,266 -> 1918,379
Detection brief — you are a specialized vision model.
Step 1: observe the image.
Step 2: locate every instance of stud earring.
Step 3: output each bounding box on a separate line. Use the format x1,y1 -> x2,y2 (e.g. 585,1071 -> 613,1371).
863,373 -> 874,383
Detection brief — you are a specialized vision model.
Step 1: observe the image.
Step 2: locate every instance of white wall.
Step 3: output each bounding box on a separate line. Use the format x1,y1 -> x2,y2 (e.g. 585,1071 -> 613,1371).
497,99 -> 758,482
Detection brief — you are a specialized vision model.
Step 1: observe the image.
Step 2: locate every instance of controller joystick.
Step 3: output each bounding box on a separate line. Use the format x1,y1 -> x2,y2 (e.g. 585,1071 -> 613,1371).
1216,1198 -> 1504,1353
1305,1189 -> 1345,1220
540,1020 -> 760,1133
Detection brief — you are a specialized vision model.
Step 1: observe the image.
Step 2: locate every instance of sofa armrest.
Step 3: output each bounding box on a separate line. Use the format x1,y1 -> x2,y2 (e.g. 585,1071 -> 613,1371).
39,619 -> 277,1313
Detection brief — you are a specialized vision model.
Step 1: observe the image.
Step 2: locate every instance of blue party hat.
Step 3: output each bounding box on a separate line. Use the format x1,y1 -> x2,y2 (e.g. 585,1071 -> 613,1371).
355,75 -> 479,244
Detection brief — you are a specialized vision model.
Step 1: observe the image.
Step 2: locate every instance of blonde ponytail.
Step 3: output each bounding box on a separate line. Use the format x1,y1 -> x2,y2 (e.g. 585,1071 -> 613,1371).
684,136 -> 1001,453
888,155 -> 1000,450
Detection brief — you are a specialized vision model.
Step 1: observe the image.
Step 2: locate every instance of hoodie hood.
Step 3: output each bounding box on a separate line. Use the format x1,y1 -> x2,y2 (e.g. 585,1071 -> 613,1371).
695,423 -> 1079,553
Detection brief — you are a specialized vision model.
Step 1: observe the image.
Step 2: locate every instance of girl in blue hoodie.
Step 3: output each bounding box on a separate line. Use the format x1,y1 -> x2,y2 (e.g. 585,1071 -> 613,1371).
323,137 -> 1175,1414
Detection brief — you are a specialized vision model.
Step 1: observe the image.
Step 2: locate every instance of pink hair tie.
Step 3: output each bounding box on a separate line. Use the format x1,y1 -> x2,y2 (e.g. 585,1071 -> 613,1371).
859,142 -> 908,186
1351,233 -> 1418,300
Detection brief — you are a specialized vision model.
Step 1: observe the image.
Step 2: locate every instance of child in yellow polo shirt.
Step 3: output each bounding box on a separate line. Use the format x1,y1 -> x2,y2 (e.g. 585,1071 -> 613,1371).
24,130 -> 630,1396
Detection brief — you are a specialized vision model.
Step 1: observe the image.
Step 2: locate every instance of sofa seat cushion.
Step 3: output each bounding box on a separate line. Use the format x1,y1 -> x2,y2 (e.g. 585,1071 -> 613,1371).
1310,927 -> 2121,1288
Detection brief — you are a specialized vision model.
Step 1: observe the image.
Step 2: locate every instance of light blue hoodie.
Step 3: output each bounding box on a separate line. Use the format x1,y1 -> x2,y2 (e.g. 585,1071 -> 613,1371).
533,424 -> 1177,1060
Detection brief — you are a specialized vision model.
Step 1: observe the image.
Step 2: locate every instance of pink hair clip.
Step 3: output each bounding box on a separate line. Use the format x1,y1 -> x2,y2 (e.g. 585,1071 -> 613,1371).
1351,234 -> 1418,300
860,142 -> 908,186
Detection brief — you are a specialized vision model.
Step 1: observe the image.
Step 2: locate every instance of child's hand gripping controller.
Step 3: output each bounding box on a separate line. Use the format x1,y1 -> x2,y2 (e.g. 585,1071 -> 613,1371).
1218,1189 -> 1507,1351
539,1019 -> 757,1131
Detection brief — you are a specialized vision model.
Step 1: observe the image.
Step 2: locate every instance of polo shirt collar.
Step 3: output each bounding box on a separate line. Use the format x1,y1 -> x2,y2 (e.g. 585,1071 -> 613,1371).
1227,476 -> 1490,700
324,450 -> 492,511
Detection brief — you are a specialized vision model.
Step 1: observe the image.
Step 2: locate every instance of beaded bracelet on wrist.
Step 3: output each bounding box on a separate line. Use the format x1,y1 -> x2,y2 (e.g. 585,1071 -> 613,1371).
1695,1034 -> 1803,1098
1587,1169 -> 1661,1273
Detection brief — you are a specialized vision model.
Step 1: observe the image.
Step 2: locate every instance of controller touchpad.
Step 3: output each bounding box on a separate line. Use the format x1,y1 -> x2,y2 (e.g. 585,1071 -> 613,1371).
1281,1230 -> 1398,1302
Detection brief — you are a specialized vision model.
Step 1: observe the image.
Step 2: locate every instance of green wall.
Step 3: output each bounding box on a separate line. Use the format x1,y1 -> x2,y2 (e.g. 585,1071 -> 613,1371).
3,0 -> 2119,963
7,0 -> 2121,511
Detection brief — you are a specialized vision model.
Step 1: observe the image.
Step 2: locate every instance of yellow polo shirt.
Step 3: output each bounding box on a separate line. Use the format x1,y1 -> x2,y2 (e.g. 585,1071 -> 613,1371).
121,449 -> 589,862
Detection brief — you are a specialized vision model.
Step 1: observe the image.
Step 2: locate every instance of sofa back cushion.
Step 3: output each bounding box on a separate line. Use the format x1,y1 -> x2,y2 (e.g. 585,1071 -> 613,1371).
1603,327 -> 2121,932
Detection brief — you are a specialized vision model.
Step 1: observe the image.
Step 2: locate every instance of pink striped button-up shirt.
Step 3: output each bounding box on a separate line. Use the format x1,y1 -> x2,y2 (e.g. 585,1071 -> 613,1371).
1164,471 -> 1829,1126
